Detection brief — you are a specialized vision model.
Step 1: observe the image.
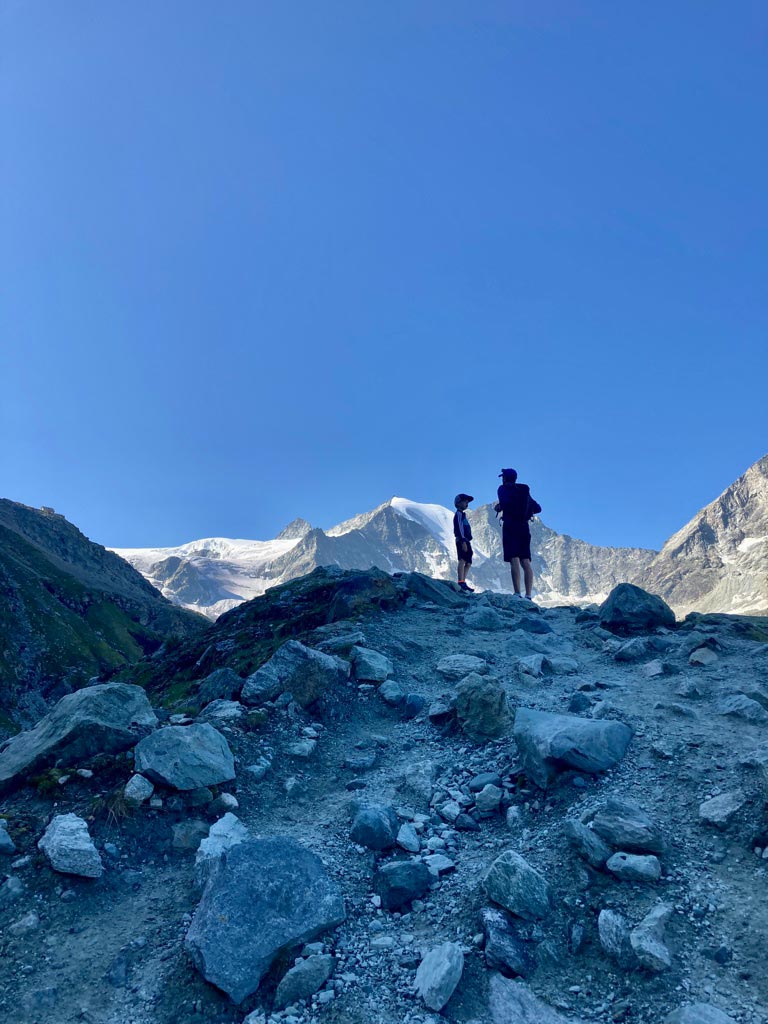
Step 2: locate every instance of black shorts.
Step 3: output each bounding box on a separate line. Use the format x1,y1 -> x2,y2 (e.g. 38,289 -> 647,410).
456,539 -> 473,564
502,523 -> 531,562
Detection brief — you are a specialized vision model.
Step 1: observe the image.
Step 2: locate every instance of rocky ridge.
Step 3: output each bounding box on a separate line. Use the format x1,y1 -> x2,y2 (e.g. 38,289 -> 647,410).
1,567 -> 767,1024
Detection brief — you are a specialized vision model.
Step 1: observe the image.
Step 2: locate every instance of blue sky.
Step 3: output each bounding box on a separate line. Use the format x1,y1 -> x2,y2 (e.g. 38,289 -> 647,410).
2,2 -> 766,551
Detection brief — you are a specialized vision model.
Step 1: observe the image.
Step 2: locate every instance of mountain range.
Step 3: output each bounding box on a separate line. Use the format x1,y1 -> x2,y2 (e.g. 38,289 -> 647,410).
114,455 -> 768,620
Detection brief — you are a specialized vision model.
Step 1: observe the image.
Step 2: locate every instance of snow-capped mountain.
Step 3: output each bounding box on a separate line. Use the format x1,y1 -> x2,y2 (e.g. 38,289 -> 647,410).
112,456 -> 768,620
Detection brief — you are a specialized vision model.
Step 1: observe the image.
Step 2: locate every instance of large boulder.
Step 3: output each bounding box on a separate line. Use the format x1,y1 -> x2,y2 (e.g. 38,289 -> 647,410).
454,674 -> 510,742
134,724 -> 235,791
38,813 -> 103,878
484,851 -> 551,921
185,838 -> 345,1003
488,973 -> 587,1023
513,709 -> 633,789
241,640 -> 348,708
0,683 -> 157,794
599,584 -> 675,635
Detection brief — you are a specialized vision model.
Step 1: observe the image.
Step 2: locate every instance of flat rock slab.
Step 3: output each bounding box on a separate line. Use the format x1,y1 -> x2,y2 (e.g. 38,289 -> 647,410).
599,583 -> 676,634
0,683 -> 157,794
699,790 -> 747,829
488,973 -> 587,1023
435,654 -> 489,681
664,1005 -> 736,1024
134,724 -> 235,791
484,850 -> 551,921
415,942 -> 464,1011
185,837 -> 345,1003
38,813 -> 103,878
514,708 -> 633,788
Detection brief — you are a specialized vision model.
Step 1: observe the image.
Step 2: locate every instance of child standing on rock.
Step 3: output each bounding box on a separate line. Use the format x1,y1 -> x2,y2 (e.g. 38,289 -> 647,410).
453,493 -> 475,593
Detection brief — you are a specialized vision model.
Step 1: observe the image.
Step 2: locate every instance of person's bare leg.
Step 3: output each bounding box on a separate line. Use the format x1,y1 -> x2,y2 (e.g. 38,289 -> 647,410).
510,558 -> 522,594
522,558 -> 533,598
458,559 -> 467,584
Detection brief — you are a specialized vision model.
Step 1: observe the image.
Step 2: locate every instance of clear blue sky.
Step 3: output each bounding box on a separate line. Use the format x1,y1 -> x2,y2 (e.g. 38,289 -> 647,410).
2,2 -> 766,551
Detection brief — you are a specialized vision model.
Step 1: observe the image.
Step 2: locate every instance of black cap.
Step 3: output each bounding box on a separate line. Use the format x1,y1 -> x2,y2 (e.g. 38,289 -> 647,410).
454,493 -> 474,507
498,468 -> 517,479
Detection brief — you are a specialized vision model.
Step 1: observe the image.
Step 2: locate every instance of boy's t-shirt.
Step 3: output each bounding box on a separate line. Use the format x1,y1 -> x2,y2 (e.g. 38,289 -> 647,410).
453,510 -> 472,542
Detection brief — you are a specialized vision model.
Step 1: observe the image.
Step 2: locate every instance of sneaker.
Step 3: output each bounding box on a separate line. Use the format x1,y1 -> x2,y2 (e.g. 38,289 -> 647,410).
512,592 -> 523,599
458,581 -> 474,593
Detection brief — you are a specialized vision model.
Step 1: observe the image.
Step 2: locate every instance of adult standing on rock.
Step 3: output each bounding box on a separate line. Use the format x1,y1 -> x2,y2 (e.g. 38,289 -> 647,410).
495,468 -> 541,601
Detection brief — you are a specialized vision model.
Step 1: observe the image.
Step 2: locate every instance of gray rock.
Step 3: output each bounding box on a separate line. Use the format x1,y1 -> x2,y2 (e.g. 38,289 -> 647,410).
275,954 -> 335,1009
197,668 -> 243,706
0,875 -> 24,909
38,813 -> 103,878
198,700 -> 244,723
435,654 -> 488,681
397,823 -> 420,853
630,903 -> 673,971
606,852 -> 662,882
484,850 -> 551,921
517,654 -> 546,678
716,694 -> 768,723
599,583 -> 676,634
123,773 -> 154,807
134,724 -> 235,791
698,790 -> 747,828
8,910 -> 40,936
469,771 -> 503,792
564,820 -> 612,869
514,709 -> 633,788
664,1004 -> 735,1024
592,798 -> 665,854
481,907 -> 537,978
643,659 -> 666,678
350,804 -> 399,851
689,646 -> 719,667
398,760 -> 437,810
241,640 -> 348,708
488,973 -> 587,1023
614,637 -> 652,662
194,812 -> 249,886
0,821 -> 16,855
209,792 -> 239,816
424,853 -> 456,876
414,942 -> 464,1011
185,837 -> 345,1003
0,683 -> 157,794
455,674 -> 510,742
598,908 -> 637,969
374,859 -> 431,910
351,646 -> 393,682
476,784 -> 504,814
465,604 -> 505,631
378,679 -> 406,706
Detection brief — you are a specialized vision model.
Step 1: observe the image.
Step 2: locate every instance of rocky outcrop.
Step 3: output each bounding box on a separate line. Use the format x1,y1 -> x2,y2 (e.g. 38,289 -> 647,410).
0,683 -> 157,794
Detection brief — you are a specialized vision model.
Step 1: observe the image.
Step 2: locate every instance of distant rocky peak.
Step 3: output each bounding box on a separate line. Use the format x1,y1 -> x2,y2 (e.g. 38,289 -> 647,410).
276,518 -> 312,541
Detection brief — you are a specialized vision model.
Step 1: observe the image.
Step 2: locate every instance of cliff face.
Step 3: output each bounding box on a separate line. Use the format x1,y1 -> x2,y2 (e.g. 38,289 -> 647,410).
641,456 -> 768,616
0,500 -> 205,729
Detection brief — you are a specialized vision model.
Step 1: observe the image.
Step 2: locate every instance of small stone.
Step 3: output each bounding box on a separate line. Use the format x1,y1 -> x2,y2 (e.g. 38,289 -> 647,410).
351,804 -> 399,851
606,852 -> 662,882
414,942 -> 464,1011
435,655 -> 488,681
8,910 -> 40,935
397,823 -> 420,853
208,792 -> 239,817
564,819 -> 612,869
274,954 -> 335,1009
374,859 -> 431,911
379,680 -> 406,706
124,774 -> 154,807
423,853 -> 455,876
171,820 -> 209,852
592,798 -> 664,854
286,738 -> 316,758
0,822 -> 16,855
484,850 -> 551,921
598,908 -> 637,969
689,647 -> 718,667
476,784 -> 503,814
630,904 -> 673,972
663,1004 -> 736,1024
469,772 -> 503,792
0,875 -> 23,909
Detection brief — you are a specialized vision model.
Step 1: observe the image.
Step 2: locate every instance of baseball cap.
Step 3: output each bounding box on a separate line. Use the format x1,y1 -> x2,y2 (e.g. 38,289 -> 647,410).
454,493 -> 474,507
498,468 -> 517,478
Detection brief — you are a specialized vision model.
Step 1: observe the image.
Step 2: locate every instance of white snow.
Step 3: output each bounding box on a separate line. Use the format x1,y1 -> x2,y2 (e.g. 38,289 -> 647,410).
389,497 -> 460,557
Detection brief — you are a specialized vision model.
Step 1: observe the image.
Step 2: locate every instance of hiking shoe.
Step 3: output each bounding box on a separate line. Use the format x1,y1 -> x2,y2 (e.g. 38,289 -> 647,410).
512,592 -> 523,599
458,582 -> 474,593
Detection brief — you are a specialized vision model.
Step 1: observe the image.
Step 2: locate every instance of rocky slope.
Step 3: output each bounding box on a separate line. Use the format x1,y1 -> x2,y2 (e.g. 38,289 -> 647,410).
641,455 -> 768,618
112,456 -> 768,620
1,567 -> 767,1024
0,500 -> 205,730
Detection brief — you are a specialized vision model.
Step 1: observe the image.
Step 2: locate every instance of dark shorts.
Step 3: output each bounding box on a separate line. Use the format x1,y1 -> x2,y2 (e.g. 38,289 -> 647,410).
502,523 -> 531,562
456,539 -> 473,564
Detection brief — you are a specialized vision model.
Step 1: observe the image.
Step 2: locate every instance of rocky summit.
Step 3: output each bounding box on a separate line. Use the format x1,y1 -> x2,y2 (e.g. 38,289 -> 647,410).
0,566 -> 767,1024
